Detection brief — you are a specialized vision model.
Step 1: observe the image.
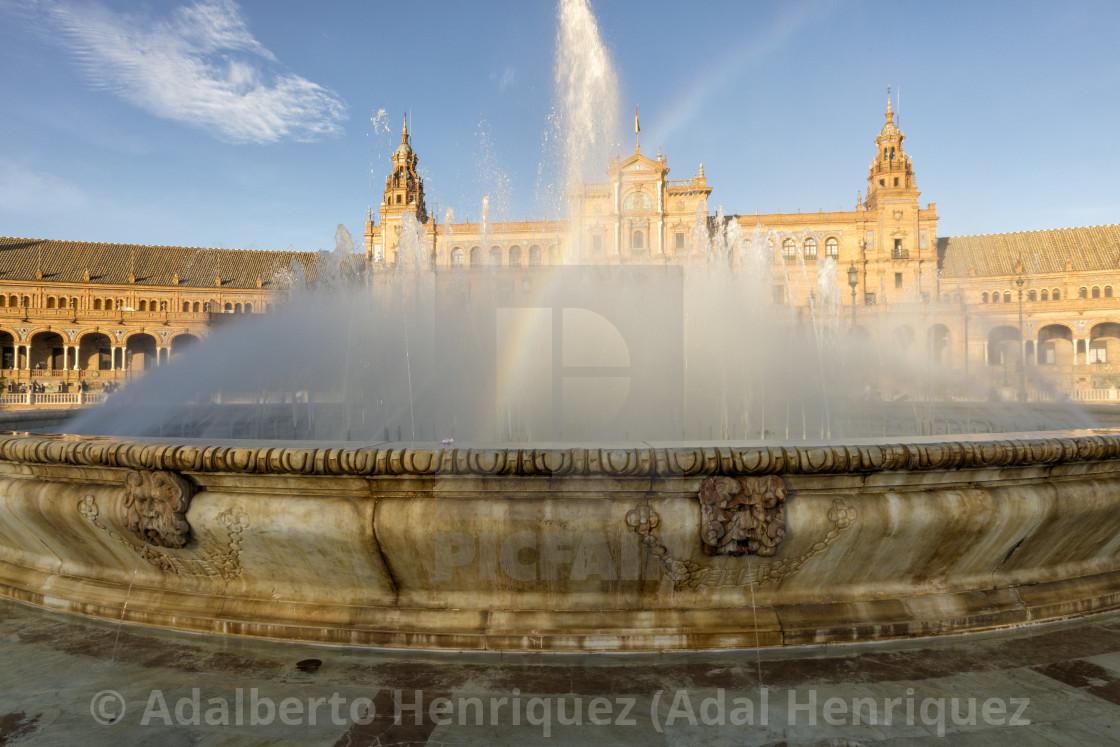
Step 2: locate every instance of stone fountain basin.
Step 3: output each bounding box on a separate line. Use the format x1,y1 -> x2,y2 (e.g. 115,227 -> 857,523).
1,415 -> 1119,651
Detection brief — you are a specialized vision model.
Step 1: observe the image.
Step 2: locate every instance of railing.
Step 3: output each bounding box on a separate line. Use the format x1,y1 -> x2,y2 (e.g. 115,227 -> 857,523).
0,392 -> 105,407
1072,389 -> 1120,402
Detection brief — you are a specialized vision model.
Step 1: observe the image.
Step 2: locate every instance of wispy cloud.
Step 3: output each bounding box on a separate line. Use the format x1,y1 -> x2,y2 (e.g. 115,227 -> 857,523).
38,0 -> 347,144
491,66 -> 517,94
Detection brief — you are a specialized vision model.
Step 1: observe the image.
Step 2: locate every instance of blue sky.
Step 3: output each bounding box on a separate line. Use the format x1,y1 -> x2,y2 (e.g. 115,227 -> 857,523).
1,0 -> 1118,253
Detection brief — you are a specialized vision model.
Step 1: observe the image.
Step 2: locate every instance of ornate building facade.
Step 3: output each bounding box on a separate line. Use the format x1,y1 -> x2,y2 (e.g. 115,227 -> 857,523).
2,97 -> 1118,408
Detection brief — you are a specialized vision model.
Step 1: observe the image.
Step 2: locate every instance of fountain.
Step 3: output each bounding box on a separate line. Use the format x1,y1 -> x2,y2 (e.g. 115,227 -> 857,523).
0,0 -> 1119,652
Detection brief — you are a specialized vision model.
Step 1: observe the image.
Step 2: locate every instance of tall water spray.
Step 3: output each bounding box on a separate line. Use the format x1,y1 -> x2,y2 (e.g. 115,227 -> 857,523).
549,0 -> 620,259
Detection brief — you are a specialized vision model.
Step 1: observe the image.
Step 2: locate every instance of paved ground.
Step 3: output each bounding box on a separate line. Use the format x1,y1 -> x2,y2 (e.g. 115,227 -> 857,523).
3,599 -> 1120,745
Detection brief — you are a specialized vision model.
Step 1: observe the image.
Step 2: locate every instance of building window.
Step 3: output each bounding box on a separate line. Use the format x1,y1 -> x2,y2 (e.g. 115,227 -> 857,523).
825,237 -> 839,259
1028,290 -> 1037,301
781,238 -> 796,262
804,237 -> 818,260
632,230 -> 644,250
895,272 -> 903,289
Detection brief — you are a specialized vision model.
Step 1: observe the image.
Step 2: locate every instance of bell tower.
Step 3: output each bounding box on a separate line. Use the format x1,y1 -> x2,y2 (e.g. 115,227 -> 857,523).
365,115 -> 428,263
864,92 -> 917,210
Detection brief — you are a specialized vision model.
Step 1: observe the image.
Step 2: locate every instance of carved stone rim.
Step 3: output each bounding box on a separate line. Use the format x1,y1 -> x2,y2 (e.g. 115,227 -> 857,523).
0,429 -> 1118,477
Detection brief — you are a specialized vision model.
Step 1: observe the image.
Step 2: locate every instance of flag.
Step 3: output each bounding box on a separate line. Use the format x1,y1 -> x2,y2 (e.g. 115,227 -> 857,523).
635,104 -> 640,135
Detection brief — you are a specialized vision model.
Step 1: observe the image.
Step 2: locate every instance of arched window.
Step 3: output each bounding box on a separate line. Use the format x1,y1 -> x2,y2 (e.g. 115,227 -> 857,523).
489,246 -> 502,265
1107,286 -> 1114,298
1041,290 -> 1049,301
1079,287 -> 1088,299
451,247 -> 464,266
781,238 -> 796,262
509,246 -> 522,267
1092,286 -> 1101,299
1028,290 -> 1037,301
825,237 -> 839,260
1053,289 -> 1060,300
981,292 -> 989,303
804,237 -> 818,260
529,245 -> 542,266
632,230 -> 644,250
469,246 -> 481,265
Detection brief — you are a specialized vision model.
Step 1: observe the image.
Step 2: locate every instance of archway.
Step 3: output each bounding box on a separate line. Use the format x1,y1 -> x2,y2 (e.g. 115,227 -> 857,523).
987,326 -> 1021,366
125,333 -> 158,373
28,331 -> 65,372
79,332 -> 112,371
927,324 -> 950,364
170,333 -> 202,362
0,331 -> 15,371
1037,324 -> 1073,365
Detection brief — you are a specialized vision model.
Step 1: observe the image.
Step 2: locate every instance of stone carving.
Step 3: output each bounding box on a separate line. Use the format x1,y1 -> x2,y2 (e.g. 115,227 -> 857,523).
698,475 -> 787,557
626,494 -> 855,590
80,492 -> 248,579
122,470 -> 194,548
